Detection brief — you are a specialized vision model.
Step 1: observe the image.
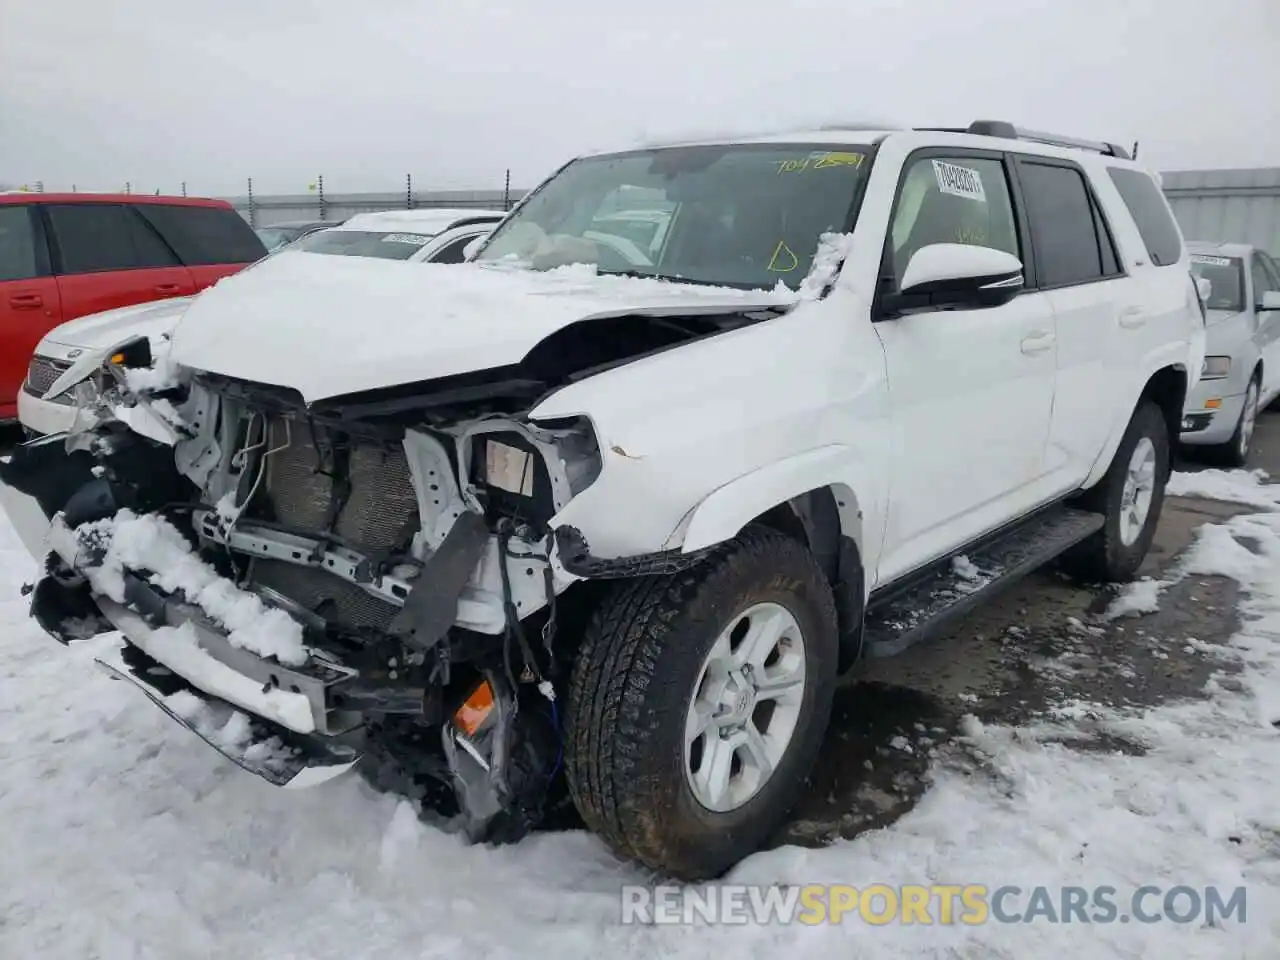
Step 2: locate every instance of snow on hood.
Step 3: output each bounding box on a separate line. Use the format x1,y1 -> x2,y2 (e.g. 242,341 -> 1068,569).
168,251 -> 796,403
42,296 -> 194,351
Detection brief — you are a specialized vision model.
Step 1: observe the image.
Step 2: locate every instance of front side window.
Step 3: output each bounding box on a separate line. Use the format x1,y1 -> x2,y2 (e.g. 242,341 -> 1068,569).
1251,253 -> 1279,307
888,154 -> 1019,284
290,229 -> 437,261
1190,254 -> 1245,312
476,143 -> 870,290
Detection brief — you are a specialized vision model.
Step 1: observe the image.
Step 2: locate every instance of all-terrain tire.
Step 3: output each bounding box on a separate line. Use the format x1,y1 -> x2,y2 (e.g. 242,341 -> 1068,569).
564,525 -> 838,880
1062,400 -> 1170,583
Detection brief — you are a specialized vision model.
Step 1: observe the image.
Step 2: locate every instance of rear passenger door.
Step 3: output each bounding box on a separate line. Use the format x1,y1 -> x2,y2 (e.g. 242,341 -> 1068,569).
1012,157 -> 1130,487
0,205 -> 62,419
44,203 -> 196,321
133,204 -> 267,291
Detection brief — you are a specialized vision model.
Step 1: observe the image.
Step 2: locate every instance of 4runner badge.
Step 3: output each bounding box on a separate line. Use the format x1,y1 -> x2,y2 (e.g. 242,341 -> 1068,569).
66,349 -> 82,359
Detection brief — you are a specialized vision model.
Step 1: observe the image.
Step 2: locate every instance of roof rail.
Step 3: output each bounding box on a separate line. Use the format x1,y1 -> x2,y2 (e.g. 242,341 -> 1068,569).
962,119 -> 1132,160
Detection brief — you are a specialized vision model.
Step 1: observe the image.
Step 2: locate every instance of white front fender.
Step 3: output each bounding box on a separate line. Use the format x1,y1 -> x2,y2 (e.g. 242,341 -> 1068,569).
670,444 -> 875,559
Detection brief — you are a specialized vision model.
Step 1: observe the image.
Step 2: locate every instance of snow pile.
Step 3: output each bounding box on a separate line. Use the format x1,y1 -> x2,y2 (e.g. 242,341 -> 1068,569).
1168,468 -> 1279,508
3,475 -> 1280,954
1105,576 -> 1169,619
72,509 -> 309,666
164,688 -> 298,774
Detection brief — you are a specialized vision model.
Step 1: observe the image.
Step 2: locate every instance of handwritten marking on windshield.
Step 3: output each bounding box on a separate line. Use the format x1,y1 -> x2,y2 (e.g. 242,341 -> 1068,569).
767,240 -> 800,272
775,152 -> 865,175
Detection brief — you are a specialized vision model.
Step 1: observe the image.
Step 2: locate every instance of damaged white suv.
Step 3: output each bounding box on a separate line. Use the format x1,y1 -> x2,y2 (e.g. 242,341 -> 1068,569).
0,120 -> 1204,880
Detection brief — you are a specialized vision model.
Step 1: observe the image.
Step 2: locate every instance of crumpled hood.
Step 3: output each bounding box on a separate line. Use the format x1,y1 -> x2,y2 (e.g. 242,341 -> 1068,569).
43,296 -> 195,351
169,251 -> 795,403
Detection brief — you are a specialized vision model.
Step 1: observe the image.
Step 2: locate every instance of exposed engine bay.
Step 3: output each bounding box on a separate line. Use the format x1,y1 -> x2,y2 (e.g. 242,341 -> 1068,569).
2,303 -> 781,842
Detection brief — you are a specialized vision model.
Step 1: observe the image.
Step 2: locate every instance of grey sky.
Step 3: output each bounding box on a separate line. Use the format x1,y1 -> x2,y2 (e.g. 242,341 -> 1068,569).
4,0 -> 1277,197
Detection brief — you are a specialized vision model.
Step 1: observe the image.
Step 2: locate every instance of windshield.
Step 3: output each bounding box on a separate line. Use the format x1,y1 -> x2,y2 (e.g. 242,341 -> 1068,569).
1190,254 -> 1245,312
289,229 -> 437,260
475,143 -> 870,290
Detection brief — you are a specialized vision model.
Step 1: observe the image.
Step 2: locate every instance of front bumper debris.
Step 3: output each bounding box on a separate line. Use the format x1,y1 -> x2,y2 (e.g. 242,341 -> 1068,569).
93,636 -> 361,789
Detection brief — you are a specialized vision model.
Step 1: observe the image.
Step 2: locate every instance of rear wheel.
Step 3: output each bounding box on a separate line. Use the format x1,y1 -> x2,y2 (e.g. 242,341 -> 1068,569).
1062,401 -> 1170,583
564,525 -> 838,880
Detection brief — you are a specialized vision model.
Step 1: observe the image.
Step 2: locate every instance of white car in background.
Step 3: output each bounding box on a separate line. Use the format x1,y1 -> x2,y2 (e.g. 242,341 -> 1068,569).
18,208 -> 507,436
1180,241 -> 1280,465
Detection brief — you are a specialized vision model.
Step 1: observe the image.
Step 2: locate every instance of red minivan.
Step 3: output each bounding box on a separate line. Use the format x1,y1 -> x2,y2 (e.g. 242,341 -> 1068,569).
0,193 -> 267,422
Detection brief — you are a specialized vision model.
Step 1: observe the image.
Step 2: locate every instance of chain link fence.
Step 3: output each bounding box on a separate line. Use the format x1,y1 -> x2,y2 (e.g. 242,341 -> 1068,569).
5,173 -> 531,229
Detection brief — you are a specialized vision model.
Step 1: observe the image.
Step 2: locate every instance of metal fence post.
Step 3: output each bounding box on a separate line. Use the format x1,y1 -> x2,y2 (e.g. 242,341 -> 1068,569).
318,175 -> 326,220
181,181 -> 187,197
503,169 -> 511,211
406,173 -> 413,210
247,177 -> 256,228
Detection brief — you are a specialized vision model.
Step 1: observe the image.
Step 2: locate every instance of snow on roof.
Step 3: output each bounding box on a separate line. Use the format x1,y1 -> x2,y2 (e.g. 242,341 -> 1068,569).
336,208 -> 506,234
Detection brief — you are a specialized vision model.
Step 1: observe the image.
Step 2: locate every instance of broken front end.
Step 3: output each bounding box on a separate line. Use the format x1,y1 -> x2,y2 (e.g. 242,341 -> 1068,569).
0,360 -> 605,842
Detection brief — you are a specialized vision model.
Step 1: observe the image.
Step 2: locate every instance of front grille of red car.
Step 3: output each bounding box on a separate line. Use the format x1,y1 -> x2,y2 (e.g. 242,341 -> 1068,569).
23,356 -> 74,404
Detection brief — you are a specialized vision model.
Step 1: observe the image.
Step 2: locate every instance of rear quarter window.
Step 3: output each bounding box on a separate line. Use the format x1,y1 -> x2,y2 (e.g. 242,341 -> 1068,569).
135,204 -> 267,265
1106,168 -> 1183,267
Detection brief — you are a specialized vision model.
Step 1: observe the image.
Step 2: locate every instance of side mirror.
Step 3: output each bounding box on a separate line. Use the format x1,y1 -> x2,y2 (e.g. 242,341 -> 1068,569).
462,235 -> 487,262
890,243 -> 1024,314
1259,291 -> 1280,312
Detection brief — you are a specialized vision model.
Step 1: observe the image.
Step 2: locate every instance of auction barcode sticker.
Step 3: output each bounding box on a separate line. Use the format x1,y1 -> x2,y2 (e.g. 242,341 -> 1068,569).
932,160 -> 987,202
1190,254 -> 1233,266
381,233 -> 432,245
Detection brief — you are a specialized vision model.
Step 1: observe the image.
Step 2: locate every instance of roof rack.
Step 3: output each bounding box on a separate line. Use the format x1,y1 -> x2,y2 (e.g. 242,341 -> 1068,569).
918,120 -> 1132,160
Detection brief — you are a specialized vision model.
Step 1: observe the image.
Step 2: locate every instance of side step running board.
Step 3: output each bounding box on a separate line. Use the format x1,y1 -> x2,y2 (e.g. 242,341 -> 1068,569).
862,506 -> 1104,658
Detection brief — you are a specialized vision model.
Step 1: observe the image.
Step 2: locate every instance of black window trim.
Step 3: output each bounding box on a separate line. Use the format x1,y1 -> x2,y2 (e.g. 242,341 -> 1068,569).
0,204 -> 54,280
1008,154 -> 1128,294
39,202 -> 184,276
874,145 -> 1034,320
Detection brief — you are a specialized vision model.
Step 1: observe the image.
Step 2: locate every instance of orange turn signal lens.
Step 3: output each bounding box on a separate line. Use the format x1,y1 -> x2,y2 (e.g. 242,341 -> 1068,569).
110,352 -> 126,365
1204,398 -> 1222,410
454,681 -> 495,737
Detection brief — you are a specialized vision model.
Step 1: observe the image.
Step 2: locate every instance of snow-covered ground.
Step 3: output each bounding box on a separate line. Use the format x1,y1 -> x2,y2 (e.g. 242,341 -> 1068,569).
3,470 -> 1280,958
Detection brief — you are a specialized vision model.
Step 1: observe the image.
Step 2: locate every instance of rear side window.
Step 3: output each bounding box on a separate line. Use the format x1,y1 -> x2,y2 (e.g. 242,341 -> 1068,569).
46,204 -> 180,274
1016,161 -> 1117,288
1106,168 -> 1183,266
135,204 -> 267,265
0,206 -> 41,281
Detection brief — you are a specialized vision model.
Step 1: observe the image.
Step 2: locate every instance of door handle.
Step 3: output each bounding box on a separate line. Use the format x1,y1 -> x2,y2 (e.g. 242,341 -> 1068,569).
1119,306 -> 1146,329
1020,331 -> 1055,355
154,283 -> 182,294
8,293 -> 43,309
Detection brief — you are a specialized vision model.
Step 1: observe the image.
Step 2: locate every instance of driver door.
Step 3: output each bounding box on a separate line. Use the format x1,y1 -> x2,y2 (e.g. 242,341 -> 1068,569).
873,150 -> 1057,584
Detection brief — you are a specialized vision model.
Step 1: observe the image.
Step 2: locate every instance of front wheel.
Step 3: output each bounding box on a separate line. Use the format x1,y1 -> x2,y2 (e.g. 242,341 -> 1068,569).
1063,400 -> 1170,583
1211,373 -> 1260,469
564,525 -> 838,880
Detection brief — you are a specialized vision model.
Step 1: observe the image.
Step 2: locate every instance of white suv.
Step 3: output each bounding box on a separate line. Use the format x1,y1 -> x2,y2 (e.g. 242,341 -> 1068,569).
0,120 -> 1204,881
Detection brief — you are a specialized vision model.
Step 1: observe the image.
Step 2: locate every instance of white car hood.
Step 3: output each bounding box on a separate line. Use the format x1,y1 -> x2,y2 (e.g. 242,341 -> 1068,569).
43,296 -> 195,351
169,251 -> 795,403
